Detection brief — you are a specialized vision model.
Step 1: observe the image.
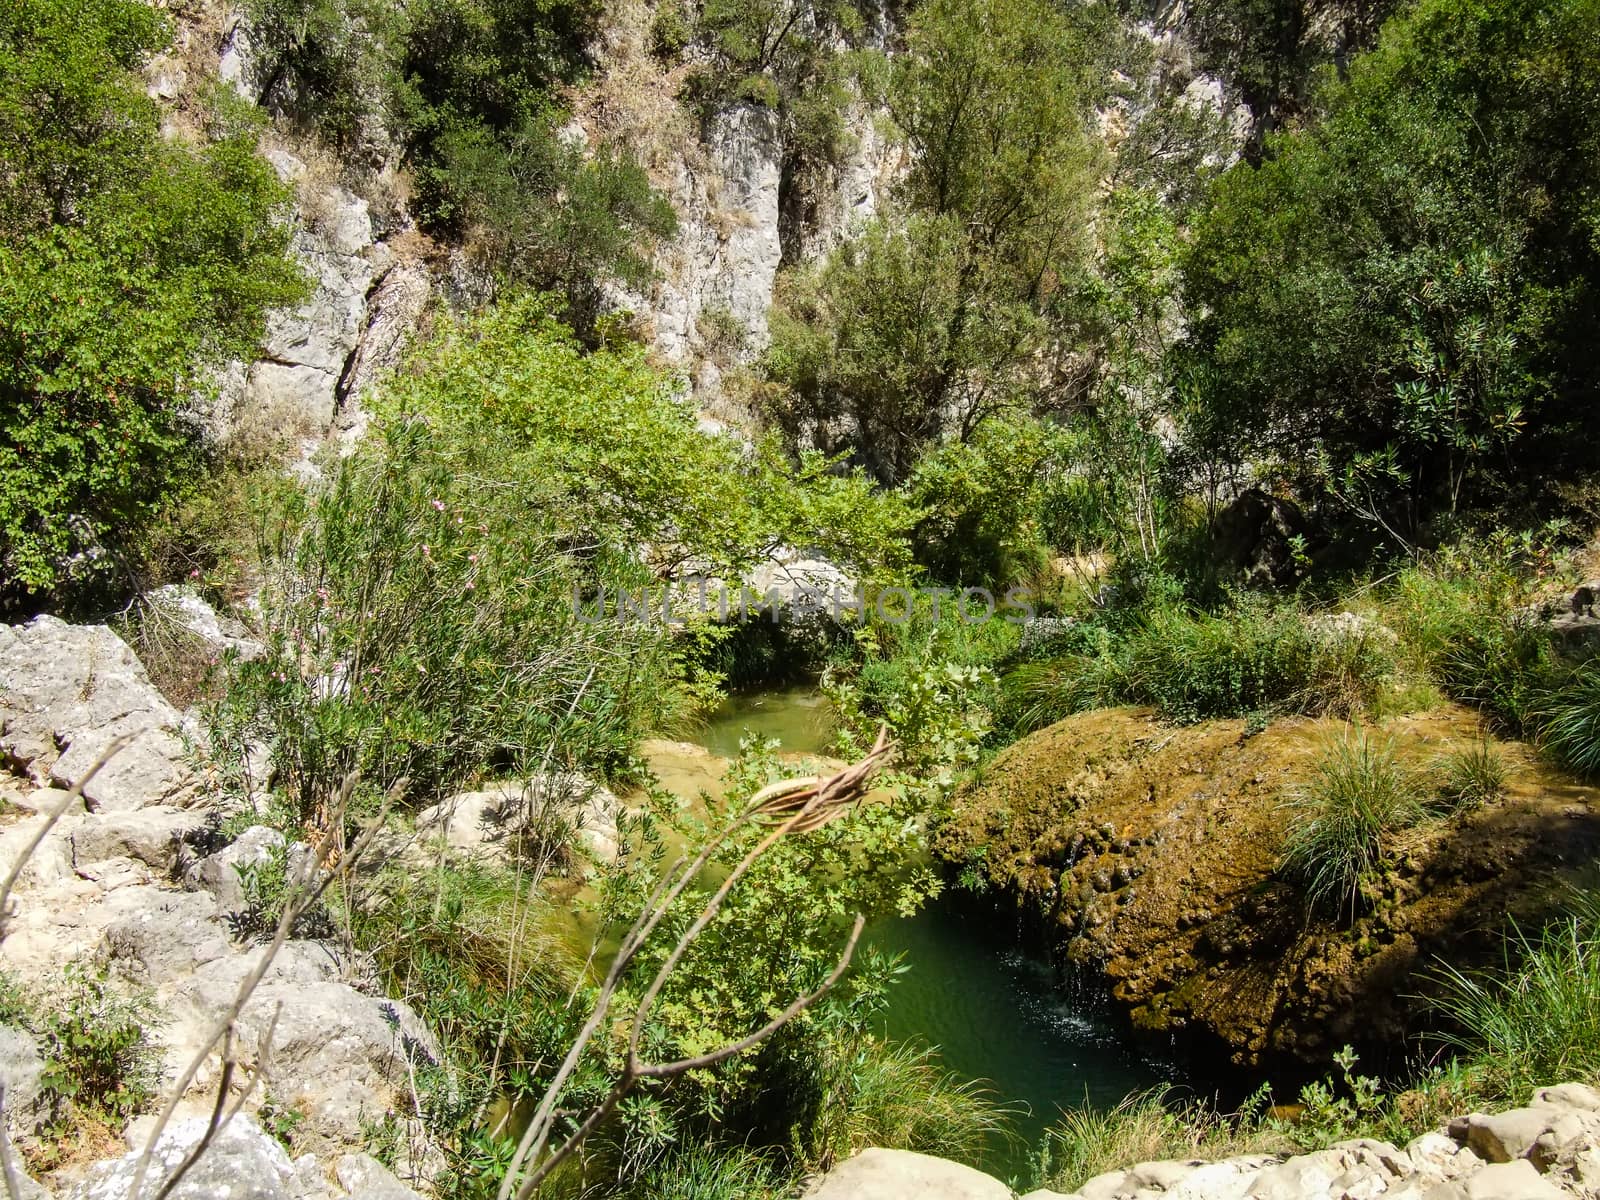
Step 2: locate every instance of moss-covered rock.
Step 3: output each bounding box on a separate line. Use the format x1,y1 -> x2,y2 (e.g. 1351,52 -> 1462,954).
936,706 -> 1600,1069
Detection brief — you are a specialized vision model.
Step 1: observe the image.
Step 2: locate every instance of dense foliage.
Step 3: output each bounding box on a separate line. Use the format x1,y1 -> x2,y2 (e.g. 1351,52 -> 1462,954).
1180,0 -> 1600,534
0,0 -> 303,599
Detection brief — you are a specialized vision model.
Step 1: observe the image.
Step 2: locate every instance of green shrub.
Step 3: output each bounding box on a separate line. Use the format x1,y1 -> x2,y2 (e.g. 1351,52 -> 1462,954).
243,0 -> 394,150
1436,738 -> 1507,812
1433,890 -> 1600,1098
0,0 -> 304,598
1278,732 -> 1424,922
1540,664 -> 1600,781
0,965 -> 160,1134
648,0 -> 693,60
1386,537 -> 1560,733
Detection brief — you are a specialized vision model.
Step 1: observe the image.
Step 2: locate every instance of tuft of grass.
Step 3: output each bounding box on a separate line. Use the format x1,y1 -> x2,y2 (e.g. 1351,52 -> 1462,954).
1037,1089 -> 1289,1193
622,1143 -> 782,1200
1003,598 -> 1396,733
1385,540 -> 1559,735
1436,738 -> 1507,812
1278,732 -> 1425,923
1432,889 -> 1600,1099
815,1039 -> 1016,1168
1540,663 -> 1600,780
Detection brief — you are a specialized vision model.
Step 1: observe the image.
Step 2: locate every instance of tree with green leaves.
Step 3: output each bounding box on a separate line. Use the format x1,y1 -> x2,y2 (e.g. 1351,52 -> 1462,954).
1178,0 -> 1600,539
0,0 -> 304,602
764,0 -> 1114,485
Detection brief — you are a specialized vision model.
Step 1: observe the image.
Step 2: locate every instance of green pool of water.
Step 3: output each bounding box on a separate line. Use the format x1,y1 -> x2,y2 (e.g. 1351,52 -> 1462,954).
691,687 -> 1171,1180
869,898 -> 1166,1179
697,685 -> 837,759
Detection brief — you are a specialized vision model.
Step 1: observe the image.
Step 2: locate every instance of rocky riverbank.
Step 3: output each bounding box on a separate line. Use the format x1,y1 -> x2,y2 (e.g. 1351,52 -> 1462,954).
807,1081 -> 1600,1197
0,612 -> 449,1196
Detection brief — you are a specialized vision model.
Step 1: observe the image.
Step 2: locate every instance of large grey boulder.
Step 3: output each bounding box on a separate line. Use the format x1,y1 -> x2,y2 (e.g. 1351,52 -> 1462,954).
174,946 -> 439,1151
1209,488 -> 1310,590
71,808 -> 210,874
0,616 -> 192,811
805,1149 -> 1012,1200
74,1114 -> 296,1200
102,887 -> 232,984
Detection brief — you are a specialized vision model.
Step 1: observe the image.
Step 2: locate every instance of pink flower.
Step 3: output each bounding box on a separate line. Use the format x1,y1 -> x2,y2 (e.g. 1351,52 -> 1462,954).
421,544 -> 431,556
431,499 -> 446,512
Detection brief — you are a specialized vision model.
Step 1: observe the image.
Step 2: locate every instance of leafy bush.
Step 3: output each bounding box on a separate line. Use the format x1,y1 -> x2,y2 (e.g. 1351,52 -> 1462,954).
1278,732 -> 1424,922
1433,890 -> 1600,1098
209,417 -> 696,816
825,602 -> 1020,782
243,0 -> 393,151
0,965 -> 160,1135
0,0 -> 304,598
1540,664 -> 1600,781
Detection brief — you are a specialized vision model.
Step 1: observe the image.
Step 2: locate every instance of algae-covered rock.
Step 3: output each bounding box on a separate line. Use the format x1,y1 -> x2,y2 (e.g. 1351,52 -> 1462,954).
937,707 -> 1600,1068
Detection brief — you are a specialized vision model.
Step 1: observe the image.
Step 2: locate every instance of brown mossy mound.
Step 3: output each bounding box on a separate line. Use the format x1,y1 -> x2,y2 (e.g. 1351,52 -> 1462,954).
936,706 -> 1600,1069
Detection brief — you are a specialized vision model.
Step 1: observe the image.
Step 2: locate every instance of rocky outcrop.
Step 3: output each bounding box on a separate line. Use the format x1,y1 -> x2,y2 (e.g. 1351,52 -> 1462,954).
0,617 -> 441,1193
0,615 -> 194,812
414,774 -> 622,868
642,102 -> 784,373
73,1114 -> 425,1200
198,144 -> 432,466
935,706 -> 1600,1068
144,585 -> 266,662
1209,489 -> 1311,590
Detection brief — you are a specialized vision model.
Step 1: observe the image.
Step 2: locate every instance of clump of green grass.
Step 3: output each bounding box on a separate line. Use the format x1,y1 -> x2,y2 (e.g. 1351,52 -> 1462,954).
621,1143 -> 783,1200
811,1038 -> 1017,1170
1278,732 -> 1425,923
1541,663 -> 1600,780
1003,597 -> 1396,733
1385,539 -> 1559,735
1433,889 -> 1600,1099
1036,1089 -> 1289,1193
1436,738 -> 1508,812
